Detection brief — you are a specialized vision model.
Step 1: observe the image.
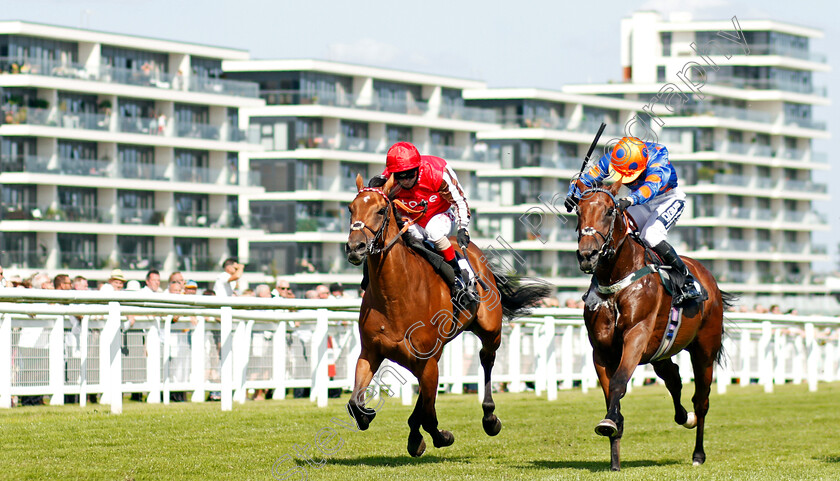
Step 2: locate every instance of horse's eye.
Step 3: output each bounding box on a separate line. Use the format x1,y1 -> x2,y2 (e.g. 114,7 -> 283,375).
378,207 -> 387,216
607,208 -> 615,217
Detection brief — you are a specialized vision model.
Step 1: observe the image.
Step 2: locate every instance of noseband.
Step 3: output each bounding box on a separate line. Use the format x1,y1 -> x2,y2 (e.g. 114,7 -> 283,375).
577,187 -> 624,266
350,187 -> 393,255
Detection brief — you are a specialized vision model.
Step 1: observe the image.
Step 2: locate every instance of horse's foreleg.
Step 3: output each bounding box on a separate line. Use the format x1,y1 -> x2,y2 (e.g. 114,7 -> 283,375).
689,346 -> 717,465
478,331 -> 502,436
598,331 -> 648,471
593,351 -> 622,471
406,393 -> 426,457
416,358 -> 454,448
652,359 -> 690,426
347,350 -> 383,431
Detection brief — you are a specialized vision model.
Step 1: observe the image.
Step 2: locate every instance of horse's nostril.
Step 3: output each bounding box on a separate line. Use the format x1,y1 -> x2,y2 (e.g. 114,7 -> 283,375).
357,242 -> 366,251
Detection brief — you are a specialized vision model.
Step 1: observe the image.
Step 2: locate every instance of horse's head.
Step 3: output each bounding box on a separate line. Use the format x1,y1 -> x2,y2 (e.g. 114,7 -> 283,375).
345,174 -> 396,265
575,180 -> 625,274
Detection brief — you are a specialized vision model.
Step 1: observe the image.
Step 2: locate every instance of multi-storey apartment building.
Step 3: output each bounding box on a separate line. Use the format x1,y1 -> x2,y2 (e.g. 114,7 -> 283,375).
223,60 -> 500,288
563,11 -> 831,309
0,21 -> 265,285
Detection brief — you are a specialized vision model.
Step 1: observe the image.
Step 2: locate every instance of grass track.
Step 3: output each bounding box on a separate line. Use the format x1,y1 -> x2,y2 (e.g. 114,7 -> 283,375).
1,383 -> 839,480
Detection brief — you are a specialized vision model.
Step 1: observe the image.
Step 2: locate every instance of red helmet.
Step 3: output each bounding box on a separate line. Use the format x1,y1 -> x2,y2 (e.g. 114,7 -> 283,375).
386,142 -> 421,173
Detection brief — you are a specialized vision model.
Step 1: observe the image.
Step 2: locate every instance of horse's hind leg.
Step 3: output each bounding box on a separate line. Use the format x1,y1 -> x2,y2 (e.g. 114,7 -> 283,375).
406,393 -> 426,457
416,358 -> 455,448
652,359 -> 693,427
347,349 -> 383,431
689,343 -> 718,466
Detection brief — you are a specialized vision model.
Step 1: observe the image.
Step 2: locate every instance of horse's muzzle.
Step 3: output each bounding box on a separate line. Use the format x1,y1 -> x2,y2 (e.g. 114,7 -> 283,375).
346,242 -> 366,265
577,249 -> 598,274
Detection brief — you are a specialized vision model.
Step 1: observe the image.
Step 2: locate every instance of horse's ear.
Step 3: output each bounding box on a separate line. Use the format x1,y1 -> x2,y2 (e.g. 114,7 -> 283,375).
381,174 -> 396,196
608,180 -> 624,196
355,174 -> 364,192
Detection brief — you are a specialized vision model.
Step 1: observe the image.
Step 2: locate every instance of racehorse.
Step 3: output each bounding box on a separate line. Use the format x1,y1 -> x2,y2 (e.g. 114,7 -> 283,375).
574,179 -> 735,471
345,174 -> 550,457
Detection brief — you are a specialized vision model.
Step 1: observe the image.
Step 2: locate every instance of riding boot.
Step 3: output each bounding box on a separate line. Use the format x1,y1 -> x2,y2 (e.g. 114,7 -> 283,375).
446,258 -> 478,310
652,240 -> 701,305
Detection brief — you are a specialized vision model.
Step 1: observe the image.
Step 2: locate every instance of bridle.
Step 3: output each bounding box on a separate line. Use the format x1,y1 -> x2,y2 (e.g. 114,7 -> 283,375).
577,187 -> 627,268
349,187 -> 427,256
350,187 -> 393,255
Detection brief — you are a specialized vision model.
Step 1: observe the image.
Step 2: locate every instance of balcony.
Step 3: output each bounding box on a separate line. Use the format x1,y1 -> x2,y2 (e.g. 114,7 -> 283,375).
295,175 -> 333,191
296,215 -> 346,233
117,254 -> 166,271
695,173 -> 827,194
118,207 -> 164,226
783,179 -> 827,193
60,252 -> 108,270
56,205 -> 113,223
0,250 -> 45,269
0,105 -> 249,143
673,103 -> 775,124
747,44 -> 827,63
338,136 -> 381,154
782,116 -> 827,130
175,211 -> 220,228
0,56 -> 259,97
439,104 -> 496,123
498,115 -> 566,130
706,76 -> 827,97
174,165 -> 223,184
177,256 -> 219,272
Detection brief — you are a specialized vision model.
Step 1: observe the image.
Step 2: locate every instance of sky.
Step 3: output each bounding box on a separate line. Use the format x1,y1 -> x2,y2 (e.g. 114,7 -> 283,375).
2,0 -> 838,270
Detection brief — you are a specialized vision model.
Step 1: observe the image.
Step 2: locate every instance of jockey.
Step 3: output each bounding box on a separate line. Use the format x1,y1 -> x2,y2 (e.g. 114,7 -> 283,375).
368,142 -> 476,300
565,136 -> 701,305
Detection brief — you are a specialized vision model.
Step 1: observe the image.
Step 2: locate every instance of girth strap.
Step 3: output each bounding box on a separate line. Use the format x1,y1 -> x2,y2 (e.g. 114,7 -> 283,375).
593,264 -> 659,295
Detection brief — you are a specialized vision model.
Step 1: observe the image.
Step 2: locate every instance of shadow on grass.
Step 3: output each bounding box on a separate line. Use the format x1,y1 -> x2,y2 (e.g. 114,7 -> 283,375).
523,459 -> 682,472
815,455 -> 840,463
328,455 -> 472,467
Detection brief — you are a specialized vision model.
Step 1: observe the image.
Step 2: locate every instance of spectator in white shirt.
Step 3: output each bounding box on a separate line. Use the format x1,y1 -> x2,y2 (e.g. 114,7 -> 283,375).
213,258 -> 243,297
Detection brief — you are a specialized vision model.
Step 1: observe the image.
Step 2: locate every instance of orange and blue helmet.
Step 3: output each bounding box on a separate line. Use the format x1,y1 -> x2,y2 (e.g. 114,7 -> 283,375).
610,137 -> 648,182
386,142 -> 421,173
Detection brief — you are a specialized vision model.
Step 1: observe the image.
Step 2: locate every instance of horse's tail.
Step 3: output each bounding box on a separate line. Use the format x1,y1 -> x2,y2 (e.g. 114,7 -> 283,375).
490,269 -> 553,321
716,289 -> 739,366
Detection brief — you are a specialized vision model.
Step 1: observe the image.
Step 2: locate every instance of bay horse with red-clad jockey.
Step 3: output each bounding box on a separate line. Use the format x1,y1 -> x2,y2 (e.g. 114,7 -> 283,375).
345,174 -> 550,457
573,178 -> 735,471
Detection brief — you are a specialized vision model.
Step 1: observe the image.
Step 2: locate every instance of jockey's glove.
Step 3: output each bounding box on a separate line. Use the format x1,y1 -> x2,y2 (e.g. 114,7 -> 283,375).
368,175 -> 387,188
617,197 -> 633,210
457,228 -> 470,248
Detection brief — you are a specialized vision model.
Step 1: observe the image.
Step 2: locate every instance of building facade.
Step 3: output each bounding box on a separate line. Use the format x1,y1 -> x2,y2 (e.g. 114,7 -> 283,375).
563,11 -> 831,310
0,21 -> 265,285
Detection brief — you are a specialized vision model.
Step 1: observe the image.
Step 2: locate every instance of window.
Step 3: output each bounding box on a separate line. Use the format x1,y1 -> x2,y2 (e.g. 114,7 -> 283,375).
191,56 -> 223,79
58,140 -> 97,160
101,45 -> 168,74
341,162 -> 368,190
341,120 -> 369,139
0,184 -> 36,219
174,193 -> 209,227
118,236 -> 156,270
58,233 -> 98,269
373,79 -> 423,112
660,32 -> 672,56
175,104 -> 213,138
1,137 -> 37,172
0,232 -> 40,268
118,190 -> 155,224
174,237 -> 211,271
295,118 -> 323,148
250,201 -> 294,233
118,145 -> 155,179
58,187 -> 98,221
657,66 -> 666,82
174,149 -> 209,183
386,125 -> 412,144
430,129 -> 454,146
0,35 -> 78,63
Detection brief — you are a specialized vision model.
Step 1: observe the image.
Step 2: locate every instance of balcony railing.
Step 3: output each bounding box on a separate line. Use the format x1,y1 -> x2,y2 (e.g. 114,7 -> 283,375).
674,103 -> 775,123
782,116 -> 827,130
118,208 -> 164,225
0,250 -> 45,269
60,252 -> 108,270
1,154 -> 50,173
746,44 -> 827,63
498,115 -> 566,130
175,212 -> 219,228
439,104 -> 496,123
296,216 -> 346,233
56,205 -> 113,223
295,175 -> 333,191
174,165 -> 223,184
706,76 -> 828,97
177,256 -> 219,272
0,56 -> 259,97
338,136 -> 381,153
783,179 -> 827,193
117,254 -> 166,271
176,122 -> 221,140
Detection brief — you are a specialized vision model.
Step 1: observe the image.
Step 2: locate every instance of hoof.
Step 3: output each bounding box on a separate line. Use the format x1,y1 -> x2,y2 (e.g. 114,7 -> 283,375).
433,430 -> 455,448
693,453 -> 706,466
407,435 -> 426,457
595,419 -> 618,437
682,412 -> 697,429
347,402 -> 375,431
482,415 -> 502,436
